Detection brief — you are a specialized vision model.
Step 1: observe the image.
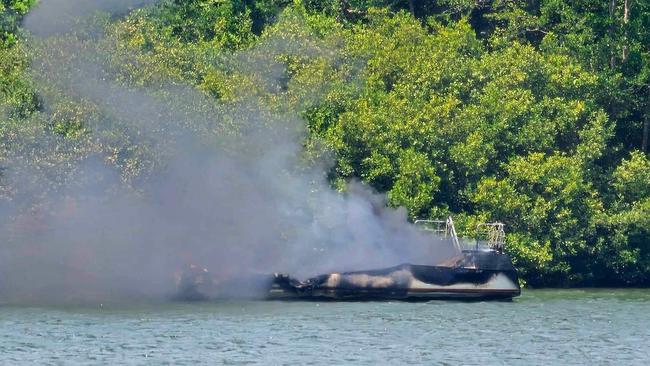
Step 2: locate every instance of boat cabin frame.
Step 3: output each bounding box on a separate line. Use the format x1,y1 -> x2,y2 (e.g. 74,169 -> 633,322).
415,216 -> 507,253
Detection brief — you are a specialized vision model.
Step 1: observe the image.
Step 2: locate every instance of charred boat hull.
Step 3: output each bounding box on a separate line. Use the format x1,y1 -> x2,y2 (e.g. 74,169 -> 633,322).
175,251 -> 520,301
269,251 -> 520,301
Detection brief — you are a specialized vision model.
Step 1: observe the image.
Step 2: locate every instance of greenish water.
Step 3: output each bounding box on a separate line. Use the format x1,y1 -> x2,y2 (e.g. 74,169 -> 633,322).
1,290 -> 649,365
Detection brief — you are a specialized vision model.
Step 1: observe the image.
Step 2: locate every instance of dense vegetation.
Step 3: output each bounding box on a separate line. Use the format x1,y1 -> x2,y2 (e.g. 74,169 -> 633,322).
1,0 -> 649,286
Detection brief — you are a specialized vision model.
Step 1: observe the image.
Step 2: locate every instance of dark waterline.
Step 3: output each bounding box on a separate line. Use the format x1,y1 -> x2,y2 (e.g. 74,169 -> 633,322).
1,289 -> 649,365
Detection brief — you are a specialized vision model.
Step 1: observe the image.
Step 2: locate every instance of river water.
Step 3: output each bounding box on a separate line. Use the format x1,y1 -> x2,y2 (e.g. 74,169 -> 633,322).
1,289 -> 648,365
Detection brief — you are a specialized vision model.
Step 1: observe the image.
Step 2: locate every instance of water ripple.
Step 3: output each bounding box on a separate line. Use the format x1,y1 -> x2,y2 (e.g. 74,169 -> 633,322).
0,290 -> 649,365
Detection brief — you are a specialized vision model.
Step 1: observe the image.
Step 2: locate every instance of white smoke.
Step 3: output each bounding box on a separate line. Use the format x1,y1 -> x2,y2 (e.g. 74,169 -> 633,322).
0,0 -> 457,304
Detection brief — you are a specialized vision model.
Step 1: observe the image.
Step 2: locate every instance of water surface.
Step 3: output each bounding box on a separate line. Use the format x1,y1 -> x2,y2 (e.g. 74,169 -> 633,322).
1,289 -> 649,365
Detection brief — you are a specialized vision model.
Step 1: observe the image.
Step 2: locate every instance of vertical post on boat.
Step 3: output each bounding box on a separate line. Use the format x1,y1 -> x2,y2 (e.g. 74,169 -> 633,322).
446,216 -> 461,254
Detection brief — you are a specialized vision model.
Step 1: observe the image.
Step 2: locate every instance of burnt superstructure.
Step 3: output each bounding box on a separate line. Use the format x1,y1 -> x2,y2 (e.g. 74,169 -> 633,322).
176,217 -> 521,301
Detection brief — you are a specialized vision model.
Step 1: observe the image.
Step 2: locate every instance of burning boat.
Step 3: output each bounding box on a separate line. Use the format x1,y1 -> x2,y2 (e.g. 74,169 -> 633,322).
176,217 -> 521,301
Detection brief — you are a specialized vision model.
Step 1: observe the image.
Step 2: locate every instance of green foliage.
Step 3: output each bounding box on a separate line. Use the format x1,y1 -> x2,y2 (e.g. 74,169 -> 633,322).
503,232 -> 554,283
0,44 -> 39,117
387,149 -> 440,219
613,151 -> 650,204
0,0 -> 36,48
151,0 -> 255,45
596,197 -> 650,285
472,153 -> 602,285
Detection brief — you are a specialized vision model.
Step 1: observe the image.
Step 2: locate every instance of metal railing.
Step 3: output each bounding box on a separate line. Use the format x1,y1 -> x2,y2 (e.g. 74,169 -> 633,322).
475,222 -> 506,253
414,216 -> 461,253
415,217 -> 507,254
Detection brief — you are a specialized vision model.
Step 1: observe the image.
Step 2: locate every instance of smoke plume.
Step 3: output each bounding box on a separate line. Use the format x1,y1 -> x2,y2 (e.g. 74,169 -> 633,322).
0,0 -> 457,304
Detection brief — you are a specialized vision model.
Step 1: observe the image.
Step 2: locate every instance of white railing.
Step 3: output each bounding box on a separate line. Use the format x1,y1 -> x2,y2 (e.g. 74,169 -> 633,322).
475,222 -> 506,252
414,216 -> 461,253
415,217 -> 506,253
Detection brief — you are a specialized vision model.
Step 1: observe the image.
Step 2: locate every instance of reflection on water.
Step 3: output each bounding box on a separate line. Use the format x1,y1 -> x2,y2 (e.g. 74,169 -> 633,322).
1,289 -> 649,365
